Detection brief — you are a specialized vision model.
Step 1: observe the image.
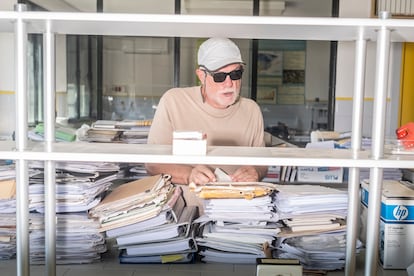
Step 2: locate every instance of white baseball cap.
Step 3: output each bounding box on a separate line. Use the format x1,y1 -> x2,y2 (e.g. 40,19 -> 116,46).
197,37 -> 244,71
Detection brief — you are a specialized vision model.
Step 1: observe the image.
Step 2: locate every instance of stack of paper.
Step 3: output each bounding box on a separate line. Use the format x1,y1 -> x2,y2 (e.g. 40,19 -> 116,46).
83,129 -> 122,143
29,212 -> 106,264
194,181 -> 279,264
274,231 -> 362,271
0,213 -> 16,260
273,184 -> 357,271
119,128 -> 150,144
28,161 -> 120,213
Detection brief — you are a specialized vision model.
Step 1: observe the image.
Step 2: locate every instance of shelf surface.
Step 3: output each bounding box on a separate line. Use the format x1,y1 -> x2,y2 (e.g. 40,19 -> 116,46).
2,11 -> 414,42
1,141 -> 413,169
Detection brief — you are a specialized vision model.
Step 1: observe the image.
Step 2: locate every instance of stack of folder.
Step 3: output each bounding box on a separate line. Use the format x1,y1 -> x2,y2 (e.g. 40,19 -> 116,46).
192,181 -> 279,264
26,161 -> 120,264
81,120 -> 151,144
28,161 -> 120,213
90,174 -> 200,264
273,184 -> 361,271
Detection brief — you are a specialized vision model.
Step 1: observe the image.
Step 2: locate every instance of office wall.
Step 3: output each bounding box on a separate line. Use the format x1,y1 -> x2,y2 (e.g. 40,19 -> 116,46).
334,0 -> 400,137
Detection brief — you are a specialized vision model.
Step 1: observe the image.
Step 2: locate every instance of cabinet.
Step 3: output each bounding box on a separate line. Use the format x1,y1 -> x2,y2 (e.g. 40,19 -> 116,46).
2,8 -> 414,276
311,103 -> 328,130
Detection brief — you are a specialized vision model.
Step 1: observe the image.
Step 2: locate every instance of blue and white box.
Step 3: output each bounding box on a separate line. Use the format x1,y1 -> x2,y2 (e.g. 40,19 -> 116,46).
360,179 -> 414,269
296,166 -> 343,183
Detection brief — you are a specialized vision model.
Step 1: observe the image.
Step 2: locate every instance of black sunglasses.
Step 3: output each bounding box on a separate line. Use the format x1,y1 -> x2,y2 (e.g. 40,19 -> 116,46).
204,68 -> 244,83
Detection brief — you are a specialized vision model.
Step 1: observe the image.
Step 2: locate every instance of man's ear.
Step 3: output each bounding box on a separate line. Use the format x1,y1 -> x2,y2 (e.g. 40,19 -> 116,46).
195,68 -> 205,84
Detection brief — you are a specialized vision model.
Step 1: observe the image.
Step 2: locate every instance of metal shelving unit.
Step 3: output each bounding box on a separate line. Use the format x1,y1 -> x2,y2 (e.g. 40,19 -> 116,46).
1,7 -> 414,276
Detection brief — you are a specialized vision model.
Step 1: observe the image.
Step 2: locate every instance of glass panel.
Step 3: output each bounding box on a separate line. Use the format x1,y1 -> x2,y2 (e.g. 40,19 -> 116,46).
257,39 -> 331,142
27,34 -> 43,126
66,35 -> 98,121
102,36 -> 174,120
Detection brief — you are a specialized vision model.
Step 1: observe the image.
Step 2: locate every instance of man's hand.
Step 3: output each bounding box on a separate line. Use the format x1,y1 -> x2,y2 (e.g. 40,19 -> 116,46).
230,166 -> 260,182
188,165 -> 216,185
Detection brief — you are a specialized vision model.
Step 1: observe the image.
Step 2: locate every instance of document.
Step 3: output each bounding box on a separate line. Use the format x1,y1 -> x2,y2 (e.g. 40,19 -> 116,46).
119,250 -> 195,264
190,181 -> 277,200
122,236 -> 197,256
200,222 -> 275,245
90,174 -> 171,216
97,203 -> 163,233
105,186 -> 185,238
89,174 -> 173,232
200,195 -> 279,223
274,184 -> 348,220
199,247 -> 267,264
115,205 -> 198,246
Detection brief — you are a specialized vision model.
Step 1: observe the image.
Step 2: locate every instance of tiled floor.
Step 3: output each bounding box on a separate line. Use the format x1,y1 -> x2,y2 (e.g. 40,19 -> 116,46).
0,247 -> 409,276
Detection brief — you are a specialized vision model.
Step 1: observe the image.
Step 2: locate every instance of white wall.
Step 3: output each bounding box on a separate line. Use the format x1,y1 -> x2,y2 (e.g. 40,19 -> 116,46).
0,0 -> 16,11
0,33 -> 16,136
0,1 -> 18,136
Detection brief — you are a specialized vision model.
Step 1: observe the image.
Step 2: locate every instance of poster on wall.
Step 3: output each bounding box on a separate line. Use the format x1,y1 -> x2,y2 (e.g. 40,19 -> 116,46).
258,51 -> 283,76
256,43 -> 306,105
257,51 -> 282,104
278,50 -> 306,104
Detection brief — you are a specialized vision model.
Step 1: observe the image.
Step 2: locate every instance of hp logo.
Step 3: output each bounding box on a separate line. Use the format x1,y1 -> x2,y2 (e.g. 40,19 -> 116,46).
393,205 -> 408,220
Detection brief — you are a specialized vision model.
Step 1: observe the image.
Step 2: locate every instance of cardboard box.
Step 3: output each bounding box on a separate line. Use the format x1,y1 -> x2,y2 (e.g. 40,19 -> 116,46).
172,131 -> 207,156
360,179 -> 414,269
296,166 -> 343,183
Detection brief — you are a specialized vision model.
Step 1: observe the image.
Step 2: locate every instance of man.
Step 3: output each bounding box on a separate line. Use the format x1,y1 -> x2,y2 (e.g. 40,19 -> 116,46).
145,37 -> 267,186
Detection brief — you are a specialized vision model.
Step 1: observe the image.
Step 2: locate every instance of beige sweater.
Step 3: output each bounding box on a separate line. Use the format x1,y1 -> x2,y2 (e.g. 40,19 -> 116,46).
147,86 -> 265,174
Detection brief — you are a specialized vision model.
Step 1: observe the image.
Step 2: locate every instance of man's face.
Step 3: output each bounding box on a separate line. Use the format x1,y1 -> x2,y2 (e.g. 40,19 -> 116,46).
198,63 -> 243,109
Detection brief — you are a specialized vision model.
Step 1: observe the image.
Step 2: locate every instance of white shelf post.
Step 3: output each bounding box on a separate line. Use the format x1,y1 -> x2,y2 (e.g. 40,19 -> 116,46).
14,4 -> 30,276
346,30 -> 367,276
43,19 -> 57,276
366,12 -> 392,276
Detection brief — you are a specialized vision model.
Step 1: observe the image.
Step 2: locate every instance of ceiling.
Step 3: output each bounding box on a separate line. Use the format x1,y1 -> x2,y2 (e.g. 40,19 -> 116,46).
26,0 -> 334,18
28,0 -> 287,15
